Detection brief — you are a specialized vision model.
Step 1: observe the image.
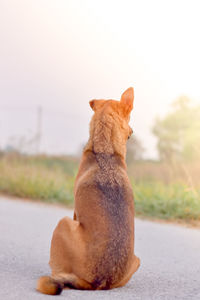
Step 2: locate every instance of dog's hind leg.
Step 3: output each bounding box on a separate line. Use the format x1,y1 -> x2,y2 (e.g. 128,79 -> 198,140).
49,216 -> 85,275
37,216 -> 89,295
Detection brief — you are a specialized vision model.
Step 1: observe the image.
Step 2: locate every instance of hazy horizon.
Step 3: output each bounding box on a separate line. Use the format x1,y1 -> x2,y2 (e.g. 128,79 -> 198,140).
1,0 -> 200,158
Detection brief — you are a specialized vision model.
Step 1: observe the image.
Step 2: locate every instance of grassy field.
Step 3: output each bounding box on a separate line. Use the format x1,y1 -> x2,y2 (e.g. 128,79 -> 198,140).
0,153 -> 78,205
0,152 -> 199,224
128,161 -> 200,223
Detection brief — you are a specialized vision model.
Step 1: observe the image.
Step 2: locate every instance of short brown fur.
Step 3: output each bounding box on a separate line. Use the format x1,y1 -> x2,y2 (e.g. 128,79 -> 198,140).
37,87 -> 140,295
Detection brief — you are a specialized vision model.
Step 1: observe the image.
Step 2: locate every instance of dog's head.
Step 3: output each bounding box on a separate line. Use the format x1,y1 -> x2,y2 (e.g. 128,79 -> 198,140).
88,87 -> 134,156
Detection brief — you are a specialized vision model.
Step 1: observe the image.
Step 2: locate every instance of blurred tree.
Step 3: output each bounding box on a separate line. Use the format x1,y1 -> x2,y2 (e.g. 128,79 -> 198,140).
153,96 -> 200,161
126,135 -> 145,164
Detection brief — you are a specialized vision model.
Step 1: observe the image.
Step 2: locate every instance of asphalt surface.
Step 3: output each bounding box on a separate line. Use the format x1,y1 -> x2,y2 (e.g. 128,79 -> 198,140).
0,196 -> 200,300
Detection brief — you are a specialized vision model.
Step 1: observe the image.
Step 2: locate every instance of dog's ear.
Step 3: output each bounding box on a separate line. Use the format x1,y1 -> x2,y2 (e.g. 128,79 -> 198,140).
89,100 -> 105,111
120,87 -> 134,115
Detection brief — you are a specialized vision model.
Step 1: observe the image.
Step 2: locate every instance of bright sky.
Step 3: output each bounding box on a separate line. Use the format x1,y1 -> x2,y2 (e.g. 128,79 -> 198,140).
0,0 -> 200,157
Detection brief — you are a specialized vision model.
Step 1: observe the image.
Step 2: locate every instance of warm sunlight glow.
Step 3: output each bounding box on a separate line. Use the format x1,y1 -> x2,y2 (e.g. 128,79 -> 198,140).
1,0 -> 200,157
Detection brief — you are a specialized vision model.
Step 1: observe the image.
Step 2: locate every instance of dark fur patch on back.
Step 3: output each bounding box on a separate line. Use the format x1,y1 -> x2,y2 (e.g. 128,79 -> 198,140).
91,152 -> 132,289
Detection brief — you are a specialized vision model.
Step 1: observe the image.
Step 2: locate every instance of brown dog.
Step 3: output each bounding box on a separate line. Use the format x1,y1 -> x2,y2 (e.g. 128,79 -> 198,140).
37,87 -> 140,295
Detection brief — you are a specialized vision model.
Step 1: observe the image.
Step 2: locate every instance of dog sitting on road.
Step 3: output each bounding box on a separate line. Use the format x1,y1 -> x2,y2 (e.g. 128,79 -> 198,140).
37,87 -> 140,295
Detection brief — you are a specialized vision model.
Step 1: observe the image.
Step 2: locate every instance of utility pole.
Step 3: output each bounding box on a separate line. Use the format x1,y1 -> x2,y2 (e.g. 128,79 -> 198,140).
35,106 -> 42,154
0,121 -> 1,152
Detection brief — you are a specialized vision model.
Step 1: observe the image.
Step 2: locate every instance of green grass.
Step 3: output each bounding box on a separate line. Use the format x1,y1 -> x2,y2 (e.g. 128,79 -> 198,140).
0,153 -> 200,224
132,180 -> 200,222
0,154 -> 77,205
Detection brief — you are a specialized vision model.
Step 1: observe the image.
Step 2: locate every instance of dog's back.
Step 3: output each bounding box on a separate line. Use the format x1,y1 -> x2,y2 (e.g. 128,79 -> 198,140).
74,151 -> 134,289
90,152 -> 134,289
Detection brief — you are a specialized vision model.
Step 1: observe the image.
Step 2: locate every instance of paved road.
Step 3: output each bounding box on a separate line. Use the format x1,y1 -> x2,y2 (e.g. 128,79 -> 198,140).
0,196 -> 200,300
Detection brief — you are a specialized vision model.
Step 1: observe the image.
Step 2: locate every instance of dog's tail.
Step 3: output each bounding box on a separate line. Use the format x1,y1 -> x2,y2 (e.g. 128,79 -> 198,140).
37,276 -> 63,295
37,274 -> 93,295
